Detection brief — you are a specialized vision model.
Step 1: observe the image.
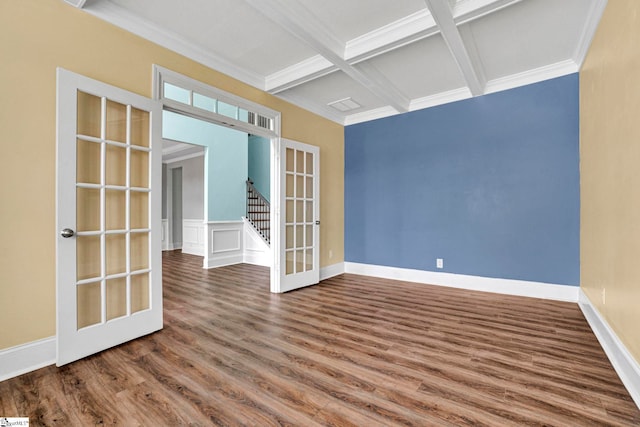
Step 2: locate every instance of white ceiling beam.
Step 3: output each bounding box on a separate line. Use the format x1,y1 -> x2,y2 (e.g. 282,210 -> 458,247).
266,55 -> 338,94
424,0 -> 485,96
344,9 -> 438,64
246,0 -> 410,112
452,0 -> 523,25
267,0 -> 519,95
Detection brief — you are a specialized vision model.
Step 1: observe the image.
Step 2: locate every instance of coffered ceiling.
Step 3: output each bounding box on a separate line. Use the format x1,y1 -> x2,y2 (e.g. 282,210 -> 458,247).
67,0 -> 606,125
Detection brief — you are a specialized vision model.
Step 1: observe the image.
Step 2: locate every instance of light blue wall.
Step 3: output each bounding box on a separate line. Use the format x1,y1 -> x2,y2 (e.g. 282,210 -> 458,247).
163,111 -> 248,221
345,74 -> 580,286
248,135 -> 270,202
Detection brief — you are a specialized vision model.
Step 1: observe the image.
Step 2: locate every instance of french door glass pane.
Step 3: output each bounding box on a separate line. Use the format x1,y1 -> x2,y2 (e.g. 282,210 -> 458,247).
131,273 -> 150,313
105,190 -> 126,230
77,188 -> 100,232
285,251 -> 294,275
106,144 -> 126,186
130,232 -> 149,271
284,145 -> 316,276
130,107 -> 149,147
106,100 -> 127,142
77,282 -> 101,329
286,148 -> 294,172
130,150 -> 149,188
106,277 -> 127,321
77,235 -> 101,280
77,139 -> 100,184
77,92 -> 101,137
130,191 -> 149,229
106,234 -> 126,275
75,90 -> 153,330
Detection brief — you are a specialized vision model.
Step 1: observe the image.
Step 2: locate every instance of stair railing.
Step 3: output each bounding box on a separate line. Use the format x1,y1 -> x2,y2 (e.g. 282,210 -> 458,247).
246,179 -> 270,245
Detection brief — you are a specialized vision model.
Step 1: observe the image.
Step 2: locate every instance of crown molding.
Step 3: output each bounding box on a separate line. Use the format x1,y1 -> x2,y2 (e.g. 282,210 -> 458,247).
247,0 -> 410,112
344,105 -> 402,126
80,1 -> 266,90
573,0 -> 608,68
484,59 -> 579,95
409,87 -> 472,111
162,141 -> 200,156
163,150 -> 205,165
63,0 -> 88,7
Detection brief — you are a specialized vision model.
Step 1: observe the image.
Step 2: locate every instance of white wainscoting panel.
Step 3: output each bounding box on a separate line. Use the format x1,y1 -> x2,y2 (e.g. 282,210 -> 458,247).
161,219 -> 170,251
182,219 -> 205,256
205,221 -> 244,268
579,290 -> 640,409
242,218 -> 271,267
344,262 -> 579,302
0,337 -> 56,382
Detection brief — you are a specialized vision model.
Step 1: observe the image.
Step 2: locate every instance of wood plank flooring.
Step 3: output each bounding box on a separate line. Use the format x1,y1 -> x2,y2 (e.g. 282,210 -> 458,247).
1,250 -> 639,426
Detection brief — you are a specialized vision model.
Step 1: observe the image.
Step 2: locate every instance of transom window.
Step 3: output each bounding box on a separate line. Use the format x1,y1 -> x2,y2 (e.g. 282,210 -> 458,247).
153,66 -> 279,137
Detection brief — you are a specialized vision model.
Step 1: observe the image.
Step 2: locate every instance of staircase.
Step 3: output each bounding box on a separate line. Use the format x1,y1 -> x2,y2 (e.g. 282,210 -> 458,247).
246,179 -> 270,244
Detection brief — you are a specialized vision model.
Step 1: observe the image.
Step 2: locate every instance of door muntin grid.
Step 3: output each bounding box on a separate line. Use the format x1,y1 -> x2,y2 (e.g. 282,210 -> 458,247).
284,148 -> 315,275
76,91 -> 152,329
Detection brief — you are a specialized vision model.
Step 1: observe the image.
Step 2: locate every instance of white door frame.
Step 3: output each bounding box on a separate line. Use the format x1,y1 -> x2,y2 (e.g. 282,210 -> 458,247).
152,66 -> 285,292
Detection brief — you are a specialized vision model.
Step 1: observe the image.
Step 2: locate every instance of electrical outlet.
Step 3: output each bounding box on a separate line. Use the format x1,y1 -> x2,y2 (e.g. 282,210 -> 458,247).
436,258 -> 443,269
602,288 -> 606,305
329,249 -> 333,259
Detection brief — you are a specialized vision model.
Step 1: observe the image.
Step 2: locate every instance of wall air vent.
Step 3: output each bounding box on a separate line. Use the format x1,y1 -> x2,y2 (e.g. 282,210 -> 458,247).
328,97 -> 361,112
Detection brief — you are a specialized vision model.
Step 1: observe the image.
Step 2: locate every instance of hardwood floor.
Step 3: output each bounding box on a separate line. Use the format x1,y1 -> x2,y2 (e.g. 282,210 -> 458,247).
1,250 -> 639,426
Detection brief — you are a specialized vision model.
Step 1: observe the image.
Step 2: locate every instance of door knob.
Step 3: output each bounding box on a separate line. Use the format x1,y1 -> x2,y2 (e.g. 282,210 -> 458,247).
60,228 -> 75,238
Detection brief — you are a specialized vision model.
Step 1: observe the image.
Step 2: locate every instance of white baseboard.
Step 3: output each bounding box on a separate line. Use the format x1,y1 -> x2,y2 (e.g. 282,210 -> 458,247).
0,337 -> 56,382
579,290 -> 640,409
344,262 -> 579,302
205,254 -> 244,269
243,251 -> 271,267
320,262 -> 344,281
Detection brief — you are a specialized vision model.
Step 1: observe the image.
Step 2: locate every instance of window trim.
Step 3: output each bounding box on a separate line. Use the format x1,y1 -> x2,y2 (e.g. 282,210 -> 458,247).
152,65 -> 281,138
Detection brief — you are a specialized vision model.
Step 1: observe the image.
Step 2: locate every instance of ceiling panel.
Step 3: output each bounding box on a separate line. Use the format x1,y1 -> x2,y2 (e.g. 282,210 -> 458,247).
83,0 -> 605,125
359,35 -> 466,100
278,70 -> 387,113
463,0 -> 593,81
296,0 -> 427,43
108,0 -> 316,76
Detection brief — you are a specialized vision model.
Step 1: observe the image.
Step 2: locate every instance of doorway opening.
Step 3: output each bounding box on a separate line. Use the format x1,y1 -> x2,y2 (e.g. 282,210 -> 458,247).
162,139 -> 205,255
161,110 -> 272,272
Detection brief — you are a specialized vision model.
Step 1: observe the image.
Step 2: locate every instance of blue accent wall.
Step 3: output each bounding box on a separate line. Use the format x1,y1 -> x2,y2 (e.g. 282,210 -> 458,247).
345,74 -> 580,286
163,111 -> 248,221
248,135 -> 271,202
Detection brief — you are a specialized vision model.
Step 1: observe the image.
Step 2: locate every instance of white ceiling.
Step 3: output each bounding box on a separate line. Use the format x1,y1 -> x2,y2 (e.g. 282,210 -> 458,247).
162,139 -> 205,163
71,0 -> 606,125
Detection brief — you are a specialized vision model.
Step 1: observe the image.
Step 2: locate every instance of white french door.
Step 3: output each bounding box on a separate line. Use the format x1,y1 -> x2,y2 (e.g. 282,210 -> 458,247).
275,138 -> 320,293
56,69 -> 162,366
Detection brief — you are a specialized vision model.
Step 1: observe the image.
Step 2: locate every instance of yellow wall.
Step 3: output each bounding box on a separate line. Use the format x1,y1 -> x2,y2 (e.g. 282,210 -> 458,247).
580,0 -> 640,362
0,0 -> 344,350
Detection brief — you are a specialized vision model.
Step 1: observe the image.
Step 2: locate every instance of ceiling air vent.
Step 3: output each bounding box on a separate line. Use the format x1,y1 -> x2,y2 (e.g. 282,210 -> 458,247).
328,97 -> 361,112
